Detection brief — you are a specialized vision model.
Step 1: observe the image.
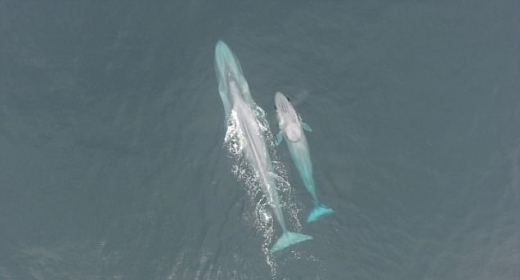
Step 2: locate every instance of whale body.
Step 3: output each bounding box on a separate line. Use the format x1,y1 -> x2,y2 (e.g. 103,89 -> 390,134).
274,92 -> 334,222
214,41 -> 312,252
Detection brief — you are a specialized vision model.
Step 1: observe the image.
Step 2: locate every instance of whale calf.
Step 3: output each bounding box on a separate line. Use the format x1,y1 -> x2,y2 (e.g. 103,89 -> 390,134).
214,41 -> 312,252
274,92 -> 334,222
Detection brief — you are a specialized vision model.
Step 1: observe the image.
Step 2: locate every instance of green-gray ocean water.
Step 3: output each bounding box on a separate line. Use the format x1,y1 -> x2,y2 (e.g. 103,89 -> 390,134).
1,1 -> 519,279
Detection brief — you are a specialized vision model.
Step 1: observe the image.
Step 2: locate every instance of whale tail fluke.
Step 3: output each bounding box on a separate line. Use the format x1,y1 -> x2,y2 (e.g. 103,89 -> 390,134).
270,231 -> 313,253
307,204 -> 335,223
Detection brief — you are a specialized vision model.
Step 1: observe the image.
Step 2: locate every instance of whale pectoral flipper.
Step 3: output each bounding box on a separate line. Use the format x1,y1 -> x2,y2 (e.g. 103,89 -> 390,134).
306,203 -> 335,223
302,122 -> 313,132
275,131 -> 284,146
270,231 -> 313,253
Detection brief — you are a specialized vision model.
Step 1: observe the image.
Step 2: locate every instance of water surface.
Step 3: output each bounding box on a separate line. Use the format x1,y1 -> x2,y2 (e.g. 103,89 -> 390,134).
0,0 -> 519,279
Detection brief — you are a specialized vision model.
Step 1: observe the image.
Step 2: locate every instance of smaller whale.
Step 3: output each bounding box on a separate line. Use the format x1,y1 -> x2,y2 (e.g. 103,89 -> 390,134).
274,92 -> 334,223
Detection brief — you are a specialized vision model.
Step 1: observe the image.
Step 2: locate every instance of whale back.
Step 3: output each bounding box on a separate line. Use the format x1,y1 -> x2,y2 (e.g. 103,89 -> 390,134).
286,123 -> 302,142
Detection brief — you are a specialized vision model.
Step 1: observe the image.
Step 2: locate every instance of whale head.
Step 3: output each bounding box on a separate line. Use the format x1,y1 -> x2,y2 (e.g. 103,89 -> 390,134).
215,40 -> 256,118
274,92 -> 302,142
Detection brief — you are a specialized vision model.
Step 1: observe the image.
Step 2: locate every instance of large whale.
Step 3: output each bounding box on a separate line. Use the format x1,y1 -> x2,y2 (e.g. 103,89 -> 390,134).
274,92 -> 334,222
214,41 -> 312,253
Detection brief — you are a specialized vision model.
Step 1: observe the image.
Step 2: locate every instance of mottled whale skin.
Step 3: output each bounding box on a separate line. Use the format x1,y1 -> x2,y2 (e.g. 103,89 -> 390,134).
274,91 -> 334,222
215,41 -> 312,252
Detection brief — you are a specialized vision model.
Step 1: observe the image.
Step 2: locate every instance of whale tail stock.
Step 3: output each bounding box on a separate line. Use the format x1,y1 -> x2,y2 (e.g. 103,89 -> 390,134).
307,204 -> 335,223
270,231 -> 313,253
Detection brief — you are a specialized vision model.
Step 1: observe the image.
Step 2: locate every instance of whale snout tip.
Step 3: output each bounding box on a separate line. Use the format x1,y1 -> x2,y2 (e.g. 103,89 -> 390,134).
216,40 -> 225,47
215,40 -> 232,55
274,92 -> 286,104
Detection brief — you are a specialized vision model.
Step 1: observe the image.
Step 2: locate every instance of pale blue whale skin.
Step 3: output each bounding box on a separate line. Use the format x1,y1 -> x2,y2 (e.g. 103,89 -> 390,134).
214,41 -> 255,121
214,41 -> 312,253
274,92 -> 334,223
